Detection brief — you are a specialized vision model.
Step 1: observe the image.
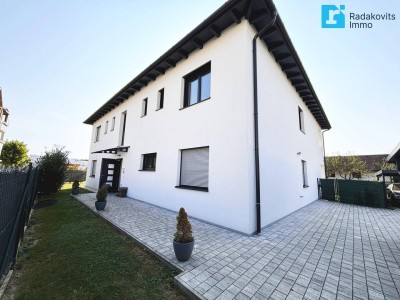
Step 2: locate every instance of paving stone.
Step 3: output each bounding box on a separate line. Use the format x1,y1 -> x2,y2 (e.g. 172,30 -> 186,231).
76,195 -> 400,300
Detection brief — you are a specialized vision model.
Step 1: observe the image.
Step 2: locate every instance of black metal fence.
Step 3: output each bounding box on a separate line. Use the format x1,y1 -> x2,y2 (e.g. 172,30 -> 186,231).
318,178 -> 386,208
0,164 -> 39,280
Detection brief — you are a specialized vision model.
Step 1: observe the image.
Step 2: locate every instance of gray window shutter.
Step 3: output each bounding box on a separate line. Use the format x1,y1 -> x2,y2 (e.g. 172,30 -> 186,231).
180,147 -> 209,188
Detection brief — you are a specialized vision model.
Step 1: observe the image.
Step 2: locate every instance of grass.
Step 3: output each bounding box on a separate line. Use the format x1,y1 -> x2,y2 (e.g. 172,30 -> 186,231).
9,185 -> 187,300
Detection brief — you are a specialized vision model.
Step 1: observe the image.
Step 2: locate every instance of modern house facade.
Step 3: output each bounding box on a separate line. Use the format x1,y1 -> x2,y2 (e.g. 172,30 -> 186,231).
0,88 -> 10,155
84,0 -> 331,234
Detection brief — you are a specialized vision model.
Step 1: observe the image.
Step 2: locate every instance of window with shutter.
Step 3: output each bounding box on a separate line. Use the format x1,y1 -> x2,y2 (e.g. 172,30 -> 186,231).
178,147 -> 209,191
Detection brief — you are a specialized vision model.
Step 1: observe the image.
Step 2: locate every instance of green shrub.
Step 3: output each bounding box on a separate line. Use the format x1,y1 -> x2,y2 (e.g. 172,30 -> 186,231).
36,147 -> 69,194
0,140 -> 30,167
72,180 -> 80,190
174,208 -> 193,243
96,184 -> 108,202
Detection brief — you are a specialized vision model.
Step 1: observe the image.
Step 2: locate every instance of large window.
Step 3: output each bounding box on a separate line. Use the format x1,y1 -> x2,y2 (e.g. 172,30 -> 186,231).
183,62 -> 211,107
177,147 -> 209,191
298,107 -> 305,133
94,126 -> 101,142
141,153 -> 157,171
90,160 -> 97,177
157,88 -> 164,110
302,160 -> 308,188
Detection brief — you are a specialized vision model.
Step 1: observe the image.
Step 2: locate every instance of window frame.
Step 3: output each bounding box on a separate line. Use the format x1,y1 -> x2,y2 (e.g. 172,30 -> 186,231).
94,126 -> 101,143
183,62 -> 211,108
157,88 -> 164,110
90,160 -> 97,177
140,153 -> 157,171
111,117 -> 115,131
142,98 -> 148,117
104,121 -> 108,134
302,160 -> 309,188
298,107 -> 305,133
176,146 -> 209,192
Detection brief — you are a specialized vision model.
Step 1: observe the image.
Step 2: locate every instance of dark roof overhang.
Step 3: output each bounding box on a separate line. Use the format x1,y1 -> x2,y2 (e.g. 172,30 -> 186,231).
375,169 -> 400,178
387,142 -> 400,163
92,146 -> 130,154
83,0 -> 331,130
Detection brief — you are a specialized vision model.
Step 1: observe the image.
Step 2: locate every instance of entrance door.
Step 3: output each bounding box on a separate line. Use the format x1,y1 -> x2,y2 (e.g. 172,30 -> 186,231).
99,159 -> 122,192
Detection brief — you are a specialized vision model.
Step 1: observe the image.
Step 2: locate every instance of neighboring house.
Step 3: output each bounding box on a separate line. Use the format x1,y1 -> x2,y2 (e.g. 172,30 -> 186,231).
327,154 -> 388,181
83,0 -> 331,234
0,88 -> 10,155
386,143 -> 400,171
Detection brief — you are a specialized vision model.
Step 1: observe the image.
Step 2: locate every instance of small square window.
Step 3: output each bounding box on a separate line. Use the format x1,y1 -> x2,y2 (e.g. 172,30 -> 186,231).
141,153 -> 156,171
298,107 -> 305,133
157,88 -> 164,110
183,62 -> 211,108
142,98 -> 148,116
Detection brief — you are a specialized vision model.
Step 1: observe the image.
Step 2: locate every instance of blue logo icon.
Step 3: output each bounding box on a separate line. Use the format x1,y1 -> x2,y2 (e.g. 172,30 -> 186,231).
322,5 -> 345,28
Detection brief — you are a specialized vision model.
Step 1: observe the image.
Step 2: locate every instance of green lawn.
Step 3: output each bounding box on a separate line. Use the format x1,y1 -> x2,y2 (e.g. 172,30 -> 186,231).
10,186 -> 187,300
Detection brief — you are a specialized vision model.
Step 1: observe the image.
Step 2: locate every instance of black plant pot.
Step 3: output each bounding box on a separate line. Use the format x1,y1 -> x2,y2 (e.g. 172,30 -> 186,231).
173,239 -> 194,262
71,188 -> 79,195
95,201 -> 107,211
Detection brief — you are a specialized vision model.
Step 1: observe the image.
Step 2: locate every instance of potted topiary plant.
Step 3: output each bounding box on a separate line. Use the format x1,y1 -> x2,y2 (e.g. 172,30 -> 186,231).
95,184 -> 108,211
173,207 -> 194,262
71,180 -> 80,195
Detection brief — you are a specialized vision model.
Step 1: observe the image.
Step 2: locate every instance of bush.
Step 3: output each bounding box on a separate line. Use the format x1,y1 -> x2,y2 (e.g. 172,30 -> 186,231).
174,208 -> 193,243
0,140 -> 30,167
96,184 -> 108,202
65,169 -> 86,182
36,147 -> 69,194
72,180 -> 80,190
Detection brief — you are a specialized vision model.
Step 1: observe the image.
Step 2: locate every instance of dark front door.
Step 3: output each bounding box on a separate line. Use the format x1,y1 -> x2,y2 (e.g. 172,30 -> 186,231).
99,159 -> 122,192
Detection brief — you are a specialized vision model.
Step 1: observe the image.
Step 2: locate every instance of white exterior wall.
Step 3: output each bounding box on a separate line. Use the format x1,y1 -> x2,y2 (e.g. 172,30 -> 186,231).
86,21 -> 256,234
85,20 -> 327,234
250,26 -> 325,227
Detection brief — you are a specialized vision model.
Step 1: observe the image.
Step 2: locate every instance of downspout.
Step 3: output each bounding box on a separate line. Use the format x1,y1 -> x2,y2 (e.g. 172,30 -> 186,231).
322,129 -> 330,179
253,11 -> 277,234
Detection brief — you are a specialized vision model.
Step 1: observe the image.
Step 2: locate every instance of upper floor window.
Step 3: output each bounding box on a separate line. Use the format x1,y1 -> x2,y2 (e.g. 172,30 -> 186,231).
94,126 -> 101,142
105,121 -> 109,134
142,98 -> 148,117
183,62 -> 211,107
298,107 -> 305,133
111,117 -> 115,131
157,88 -> 164,110
119,111 -> 127,146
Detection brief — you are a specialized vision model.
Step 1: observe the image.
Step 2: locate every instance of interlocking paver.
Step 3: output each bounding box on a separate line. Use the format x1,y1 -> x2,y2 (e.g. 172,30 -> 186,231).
75,194 -> 400,299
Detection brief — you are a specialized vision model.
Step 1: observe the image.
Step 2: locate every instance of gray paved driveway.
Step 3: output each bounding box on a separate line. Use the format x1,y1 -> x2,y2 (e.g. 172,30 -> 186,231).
75,194 -> 400,300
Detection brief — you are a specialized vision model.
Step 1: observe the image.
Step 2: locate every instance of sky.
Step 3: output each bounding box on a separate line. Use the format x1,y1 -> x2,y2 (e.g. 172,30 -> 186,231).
1,0 -> 399,159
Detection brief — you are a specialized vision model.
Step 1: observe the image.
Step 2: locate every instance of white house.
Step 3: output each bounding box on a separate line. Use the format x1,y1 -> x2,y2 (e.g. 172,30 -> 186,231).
84,0 -> 331,235
0,88 -> 10,155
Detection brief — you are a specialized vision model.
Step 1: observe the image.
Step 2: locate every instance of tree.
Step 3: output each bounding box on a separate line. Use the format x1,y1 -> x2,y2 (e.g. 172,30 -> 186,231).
326,154 -> 368,180
36,147 -> 69,194
0,140 -> 30,167
380,158 -> 397,171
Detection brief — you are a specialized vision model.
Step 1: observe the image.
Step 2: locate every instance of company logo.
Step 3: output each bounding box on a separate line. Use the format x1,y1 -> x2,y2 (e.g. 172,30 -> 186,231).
322,5 -> 346,28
